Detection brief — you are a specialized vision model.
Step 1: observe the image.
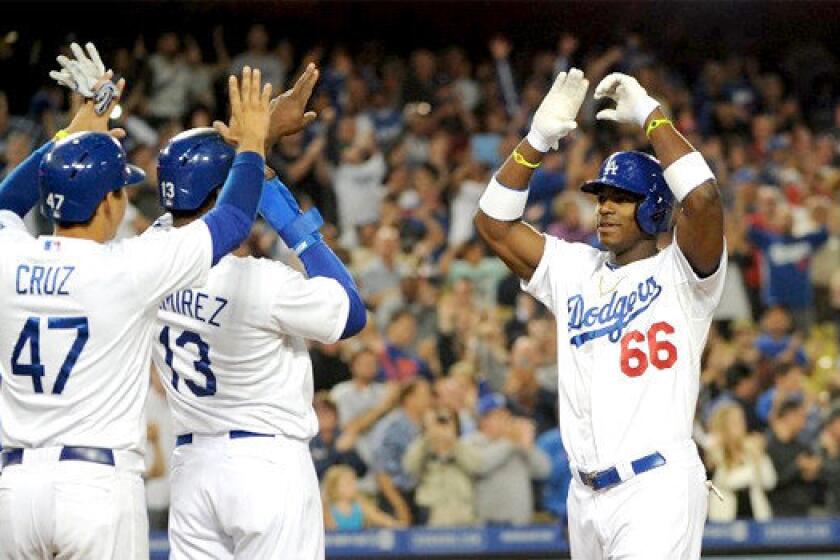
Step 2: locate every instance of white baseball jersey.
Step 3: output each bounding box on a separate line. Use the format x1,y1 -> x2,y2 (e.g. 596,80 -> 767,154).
0,210 -> 211,453
150,222 -> 350,440
522,234 -> 726,471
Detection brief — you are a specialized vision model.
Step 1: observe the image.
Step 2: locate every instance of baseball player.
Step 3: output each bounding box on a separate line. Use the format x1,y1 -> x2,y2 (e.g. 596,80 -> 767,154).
148,67 -> 366,559
475,68 -> 725,559
0,46 -> 272,559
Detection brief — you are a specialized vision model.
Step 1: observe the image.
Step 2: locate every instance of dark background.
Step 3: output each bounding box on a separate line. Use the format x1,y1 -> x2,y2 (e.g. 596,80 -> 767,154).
1,0 -> 839,109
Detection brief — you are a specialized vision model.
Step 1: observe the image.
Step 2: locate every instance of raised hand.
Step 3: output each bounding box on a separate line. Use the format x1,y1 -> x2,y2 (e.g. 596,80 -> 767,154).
528,67 -> 589,151
50,41 -> 120,117
51,42 -> 108,96
594,72 -> 660,127
219,67 -> 272,155
267,63 -> 319,143
64,72 -> 126,139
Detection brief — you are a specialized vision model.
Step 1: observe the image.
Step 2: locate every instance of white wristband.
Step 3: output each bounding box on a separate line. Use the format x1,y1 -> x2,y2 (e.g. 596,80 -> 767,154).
525,128 -> 552,153
634,96 -> 661,127
663,151 -> 715,202
478,176 -> 529,221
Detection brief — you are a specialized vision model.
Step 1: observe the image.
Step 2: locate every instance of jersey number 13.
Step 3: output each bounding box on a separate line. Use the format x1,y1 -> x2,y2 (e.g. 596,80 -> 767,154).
158,326 -> 217,397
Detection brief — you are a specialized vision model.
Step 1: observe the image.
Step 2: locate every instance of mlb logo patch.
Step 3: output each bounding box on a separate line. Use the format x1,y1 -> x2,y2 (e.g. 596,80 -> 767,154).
44,240 -> 61,251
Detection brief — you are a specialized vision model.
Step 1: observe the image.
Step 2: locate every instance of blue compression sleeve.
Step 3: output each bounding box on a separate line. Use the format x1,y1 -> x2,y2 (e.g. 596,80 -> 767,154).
202,151 -> 264,265
0,141 -> 54,217
259,177 -> 301,233
299,241 -> 367,339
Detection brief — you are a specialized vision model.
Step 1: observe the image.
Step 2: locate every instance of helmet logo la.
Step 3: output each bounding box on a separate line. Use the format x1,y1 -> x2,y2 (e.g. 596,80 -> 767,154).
604,158 -> 619,176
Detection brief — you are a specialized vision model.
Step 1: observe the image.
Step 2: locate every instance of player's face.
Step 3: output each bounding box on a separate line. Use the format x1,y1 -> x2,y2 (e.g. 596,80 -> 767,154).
595,187 -> 645,252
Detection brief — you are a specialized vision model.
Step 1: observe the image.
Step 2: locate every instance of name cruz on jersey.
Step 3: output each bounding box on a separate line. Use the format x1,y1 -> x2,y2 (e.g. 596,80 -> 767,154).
567,275 -> 663,347
14,264 -> 75,296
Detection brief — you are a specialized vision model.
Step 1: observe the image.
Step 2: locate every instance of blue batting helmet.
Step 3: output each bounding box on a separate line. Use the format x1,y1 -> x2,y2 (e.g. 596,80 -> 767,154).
581,151 -> 673,235
157,128 -> 235,212
39,132 -> 145,223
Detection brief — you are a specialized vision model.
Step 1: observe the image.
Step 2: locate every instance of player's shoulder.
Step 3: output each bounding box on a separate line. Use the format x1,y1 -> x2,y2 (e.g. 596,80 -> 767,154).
0,210 -> 32,240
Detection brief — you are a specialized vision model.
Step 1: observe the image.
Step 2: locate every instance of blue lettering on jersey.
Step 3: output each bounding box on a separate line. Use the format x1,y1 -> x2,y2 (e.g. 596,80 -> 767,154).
208,297 -> 227,327
567,276 -> 662,347
15,264 -> 75,296
160,290 -> 228,328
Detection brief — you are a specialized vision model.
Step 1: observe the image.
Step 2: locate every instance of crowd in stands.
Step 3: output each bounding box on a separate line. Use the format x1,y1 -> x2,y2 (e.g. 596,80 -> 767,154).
2,24 -> 840,530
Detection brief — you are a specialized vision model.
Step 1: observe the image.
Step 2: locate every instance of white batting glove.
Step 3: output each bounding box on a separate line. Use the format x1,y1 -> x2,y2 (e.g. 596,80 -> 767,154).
50,42 -> 108,98
594,73 -> 660,127
526,67 -> 589,152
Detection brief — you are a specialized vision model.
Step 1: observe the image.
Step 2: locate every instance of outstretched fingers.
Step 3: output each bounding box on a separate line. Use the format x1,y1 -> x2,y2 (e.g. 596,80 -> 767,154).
229,74 -> 242,120
594,73 -> 625,100
293,63 -> 319,101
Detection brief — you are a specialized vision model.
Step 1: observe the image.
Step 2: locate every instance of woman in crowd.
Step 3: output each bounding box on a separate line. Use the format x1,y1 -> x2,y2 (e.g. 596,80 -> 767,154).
706,403 -> 777,521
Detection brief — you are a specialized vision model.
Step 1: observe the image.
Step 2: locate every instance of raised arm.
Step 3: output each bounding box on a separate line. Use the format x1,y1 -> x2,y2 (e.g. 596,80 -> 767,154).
474,68 -> 589,281
201,67 -> 270,264
1,42 -> 125,217
594,73 -> 724,276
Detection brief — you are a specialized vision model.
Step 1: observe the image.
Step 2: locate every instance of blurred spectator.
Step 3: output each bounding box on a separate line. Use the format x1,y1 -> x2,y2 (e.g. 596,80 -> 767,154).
145,370 -> 175,531
322,465 -> 402,531
535,426 -> 572,522
144,32 -> 191,125
309,392 -> 367,480
503,347 -> 557,436
819,406 -> 840,514
756,363 -> 822,445
718,362 -> 764,433
755,306 -> 808,367
435,373 -> 478,436
0,91 -> 42,154
706,403 -> 776,521
465,393 -> 550,525
403,406 -> 482,526
546,193 -> 593,243
376,270 -> 439,339
371,379 -> 433,524
333,119 -> 387,245
310,341 -> 351,392
378,311 -> 432,383
229,24 -> 286,91
747,204 -> 829,331
358,226 -> 406,308
443,238 -> 508,305
330,347 -> 400,464
766,397 -> 823,516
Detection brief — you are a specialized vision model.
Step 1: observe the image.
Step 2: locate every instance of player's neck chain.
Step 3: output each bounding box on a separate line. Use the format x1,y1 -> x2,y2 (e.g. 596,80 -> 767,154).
599,273 -> 626,296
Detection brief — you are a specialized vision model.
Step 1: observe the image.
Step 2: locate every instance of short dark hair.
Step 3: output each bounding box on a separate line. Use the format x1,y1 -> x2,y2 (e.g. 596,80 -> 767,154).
725,362 -> 754,390
170,188 -> 220,225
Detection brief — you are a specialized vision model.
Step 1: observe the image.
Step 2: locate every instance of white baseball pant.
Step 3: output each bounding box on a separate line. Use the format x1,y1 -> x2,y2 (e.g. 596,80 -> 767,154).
168,433 -> 324,560
567,441 -> 708,559
0,447 -> 148,560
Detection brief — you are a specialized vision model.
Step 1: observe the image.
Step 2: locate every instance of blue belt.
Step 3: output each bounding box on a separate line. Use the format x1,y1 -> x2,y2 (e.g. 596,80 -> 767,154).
175,430 -> 274,447
578,452 -> 666,491
1,446 -> 115,468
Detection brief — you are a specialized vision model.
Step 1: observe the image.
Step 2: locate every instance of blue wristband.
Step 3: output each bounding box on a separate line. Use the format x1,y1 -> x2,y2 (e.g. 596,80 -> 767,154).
280,208 -> 325,255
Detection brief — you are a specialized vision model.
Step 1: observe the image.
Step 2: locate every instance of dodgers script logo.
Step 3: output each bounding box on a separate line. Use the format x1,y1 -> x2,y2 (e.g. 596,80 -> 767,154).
567,276 -> 662,347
